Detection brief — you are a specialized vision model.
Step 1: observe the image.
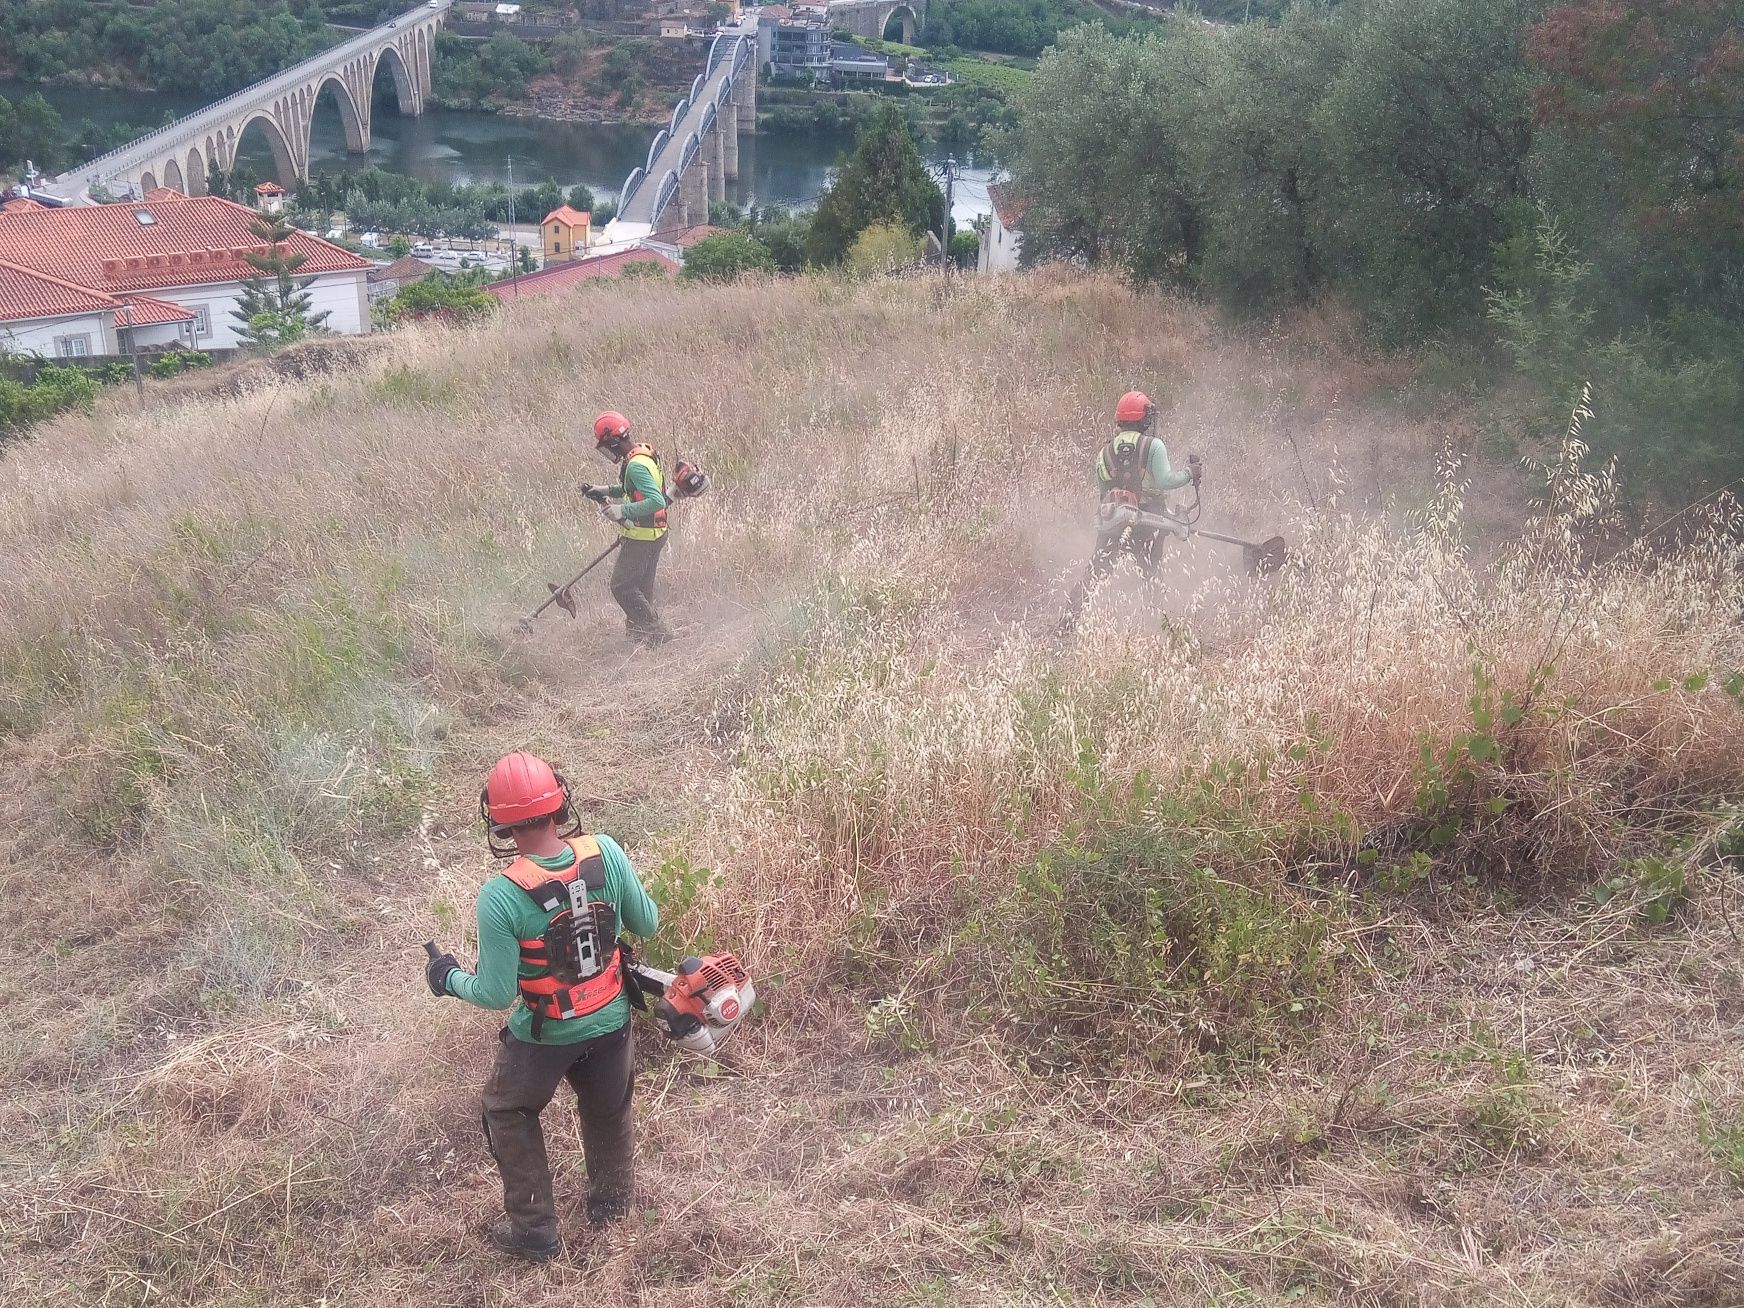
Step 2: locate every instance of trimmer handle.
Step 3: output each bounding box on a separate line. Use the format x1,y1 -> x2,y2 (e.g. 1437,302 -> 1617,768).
423,941 -> 440,959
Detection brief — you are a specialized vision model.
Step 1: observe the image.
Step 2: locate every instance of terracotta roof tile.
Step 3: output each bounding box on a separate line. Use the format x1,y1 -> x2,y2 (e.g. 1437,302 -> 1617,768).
0,195 -> 370,295
987,181 -> 1025,231
542,205 -> 592,228
143,187 -> 186,202
652,223 -> 720,248
367,255 -> 438,284
116,293 -> 195,325
484,247 -> 678,300
0,258 -> 122,323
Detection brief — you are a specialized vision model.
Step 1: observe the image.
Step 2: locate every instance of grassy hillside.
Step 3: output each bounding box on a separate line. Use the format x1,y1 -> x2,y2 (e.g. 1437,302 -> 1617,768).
2,275 -> 1741,1306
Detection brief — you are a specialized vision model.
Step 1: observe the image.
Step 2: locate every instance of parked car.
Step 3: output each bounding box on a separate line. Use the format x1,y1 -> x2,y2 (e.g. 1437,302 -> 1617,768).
411,242 -> 435,256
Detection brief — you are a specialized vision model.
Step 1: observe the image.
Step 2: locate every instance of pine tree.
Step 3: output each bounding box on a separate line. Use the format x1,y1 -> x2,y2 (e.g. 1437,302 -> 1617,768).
231,214 -> 329,350
805,102 -> 946,266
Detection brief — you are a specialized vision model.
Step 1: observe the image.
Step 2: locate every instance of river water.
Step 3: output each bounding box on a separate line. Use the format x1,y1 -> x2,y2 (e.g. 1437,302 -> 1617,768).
6,79 -> 996,223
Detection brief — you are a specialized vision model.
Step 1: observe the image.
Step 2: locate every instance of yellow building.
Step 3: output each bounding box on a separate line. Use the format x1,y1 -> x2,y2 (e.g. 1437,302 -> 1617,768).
541,205 -> 591,264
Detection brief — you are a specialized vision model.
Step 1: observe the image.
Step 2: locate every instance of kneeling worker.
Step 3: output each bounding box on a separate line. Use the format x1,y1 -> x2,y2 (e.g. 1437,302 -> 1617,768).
581,410 -> 674,646
425,751 -> 660,1262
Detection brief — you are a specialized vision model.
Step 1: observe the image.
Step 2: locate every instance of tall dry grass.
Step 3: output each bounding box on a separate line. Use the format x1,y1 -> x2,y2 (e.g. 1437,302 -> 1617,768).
2,272 -> 1741,1306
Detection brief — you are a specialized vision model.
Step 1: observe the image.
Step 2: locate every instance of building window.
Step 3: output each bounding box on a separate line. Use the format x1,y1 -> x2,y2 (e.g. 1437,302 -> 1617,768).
192,306 -> 210,337
554,239 -> 563,253
55,334 -> 91,358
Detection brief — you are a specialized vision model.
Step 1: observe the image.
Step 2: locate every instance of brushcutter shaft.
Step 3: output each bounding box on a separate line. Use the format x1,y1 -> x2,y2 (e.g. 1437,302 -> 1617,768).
522,538 -> 623,625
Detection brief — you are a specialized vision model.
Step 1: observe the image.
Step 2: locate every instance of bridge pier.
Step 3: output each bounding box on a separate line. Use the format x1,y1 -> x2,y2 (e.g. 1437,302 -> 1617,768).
681,158 -> 710,226
721,100 -> 739,180
708,127 -> 726,205
732,64 -> 758,136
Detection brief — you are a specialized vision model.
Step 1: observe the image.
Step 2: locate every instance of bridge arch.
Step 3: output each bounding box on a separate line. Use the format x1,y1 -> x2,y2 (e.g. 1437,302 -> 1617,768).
163,157 -> 186,194
186,146 -> 208,195
313,72 -> 369,154
373,44 -> 417,117
883,3 -> 918,43
234,110 -> 298,186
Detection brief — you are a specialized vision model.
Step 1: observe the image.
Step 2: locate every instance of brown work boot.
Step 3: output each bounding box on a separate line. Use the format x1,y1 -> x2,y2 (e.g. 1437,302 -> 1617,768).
489,1219 -> 559,1263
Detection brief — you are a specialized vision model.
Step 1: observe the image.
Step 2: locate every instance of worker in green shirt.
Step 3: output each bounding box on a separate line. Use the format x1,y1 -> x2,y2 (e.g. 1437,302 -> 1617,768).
580,410 -> 674,646
424,750 -> 660,1262
1061,390 -> 1203,631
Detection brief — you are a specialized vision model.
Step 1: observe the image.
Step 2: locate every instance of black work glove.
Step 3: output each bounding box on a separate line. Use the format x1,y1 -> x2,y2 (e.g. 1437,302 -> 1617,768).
426,950 -> 460,997
1188,453 -> 1204,487
580,483 -> 609,504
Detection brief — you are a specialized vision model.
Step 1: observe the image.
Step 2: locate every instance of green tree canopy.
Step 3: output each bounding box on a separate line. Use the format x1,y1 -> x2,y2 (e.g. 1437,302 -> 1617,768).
806,102 -> 945,266
680,232 -> 777,283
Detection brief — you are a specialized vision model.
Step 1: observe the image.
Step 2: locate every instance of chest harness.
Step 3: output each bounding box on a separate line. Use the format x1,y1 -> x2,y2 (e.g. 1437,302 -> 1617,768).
500,835 -> 624,1038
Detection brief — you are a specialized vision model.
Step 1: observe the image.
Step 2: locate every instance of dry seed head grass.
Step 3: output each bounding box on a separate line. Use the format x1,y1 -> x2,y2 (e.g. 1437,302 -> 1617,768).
1,273 -> 1741,1306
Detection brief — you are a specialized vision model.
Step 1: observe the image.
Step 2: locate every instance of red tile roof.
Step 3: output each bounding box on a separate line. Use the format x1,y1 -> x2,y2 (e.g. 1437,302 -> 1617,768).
366,255 -> 438,285
652,223 -> 720,248
485,247 -> 679,300
987,181 -> 1026,231
0,258 -> 121,323
0,196 -> 48,212
143,187 -> 186,202
116,293 -> 195,325
542,205 -> 591,229
0,195 -> 370,295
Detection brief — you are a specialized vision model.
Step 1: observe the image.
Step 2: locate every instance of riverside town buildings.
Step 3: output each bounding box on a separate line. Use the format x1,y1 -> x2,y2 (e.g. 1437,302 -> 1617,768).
0,190 -> 372,356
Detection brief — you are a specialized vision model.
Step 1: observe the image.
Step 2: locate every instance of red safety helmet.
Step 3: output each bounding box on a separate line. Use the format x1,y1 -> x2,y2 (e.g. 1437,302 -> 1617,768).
593,411 -> 631,449
483,751 -> 567,825
1115,390 -> 1156,425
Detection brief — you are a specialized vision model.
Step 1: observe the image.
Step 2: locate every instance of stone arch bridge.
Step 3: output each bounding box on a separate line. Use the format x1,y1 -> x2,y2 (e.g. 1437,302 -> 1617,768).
41,0 -> 449,204
828,0 -> 927,44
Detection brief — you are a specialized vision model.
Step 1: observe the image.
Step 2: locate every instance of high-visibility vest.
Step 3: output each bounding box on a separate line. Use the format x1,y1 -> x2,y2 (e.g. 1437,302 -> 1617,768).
617,444 -> 668,541
499,835 -> 624,1039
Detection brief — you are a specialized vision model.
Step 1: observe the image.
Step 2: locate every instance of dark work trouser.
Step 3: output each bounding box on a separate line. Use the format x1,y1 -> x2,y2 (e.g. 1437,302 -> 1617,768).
609,534 -> 671,642
480,1021 -> 636,1243
1062,524 -> 1167,630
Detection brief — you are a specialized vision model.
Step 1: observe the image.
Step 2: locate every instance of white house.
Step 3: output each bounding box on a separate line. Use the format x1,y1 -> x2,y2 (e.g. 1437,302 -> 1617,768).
0,190 -> 372,354
979,180 -> 1024,274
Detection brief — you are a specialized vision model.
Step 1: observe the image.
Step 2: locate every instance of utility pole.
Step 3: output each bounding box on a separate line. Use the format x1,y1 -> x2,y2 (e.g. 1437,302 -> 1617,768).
506,152 -> 520,297
939,156 -> 955,273
121,301 -> 144,404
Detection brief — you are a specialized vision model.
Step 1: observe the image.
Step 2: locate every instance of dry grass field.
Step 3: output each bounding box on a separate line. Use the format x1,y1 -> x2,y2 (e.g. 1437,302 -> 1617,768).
1,272 -> 1740,1307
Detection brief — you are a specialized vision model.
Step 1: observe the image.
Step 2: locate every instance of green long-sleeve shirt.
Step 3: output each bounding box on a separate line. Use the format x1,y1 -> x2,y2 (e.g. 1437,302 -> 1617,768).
605,455 -> 668,523
447,834 -> 660,1044
1095,429 -> 1193,501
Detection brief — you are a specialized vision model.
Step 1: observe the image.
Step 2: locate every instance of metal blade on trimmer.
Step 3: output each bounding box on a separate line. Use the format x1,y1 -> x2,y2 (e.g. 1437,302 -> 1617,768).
1246,536 -> 1289,576
547,582 -> 578,618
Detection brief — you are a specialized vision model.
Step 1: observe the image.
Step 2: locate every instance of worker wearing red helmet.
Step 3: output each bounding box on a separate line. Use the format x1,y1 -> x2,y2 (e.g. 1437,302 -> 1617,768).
1063,390 -> 1202,628
580,410 -> 674,646
425,751 -> 660,1262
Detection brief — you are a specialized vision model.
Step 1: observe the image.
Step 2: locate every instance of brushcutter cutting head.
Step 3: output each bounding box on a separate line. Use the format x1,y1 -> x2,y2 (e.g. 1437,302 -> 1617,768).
1246,536 -> 1289,576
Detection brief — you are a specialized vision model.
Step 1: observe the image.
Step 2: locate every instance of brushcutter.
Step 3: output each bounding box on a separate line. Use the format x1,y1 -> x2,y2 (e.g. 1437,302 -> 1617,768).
424,938 -> 757,1055
517,457 -> 712,631
1096,459 -> 1290,578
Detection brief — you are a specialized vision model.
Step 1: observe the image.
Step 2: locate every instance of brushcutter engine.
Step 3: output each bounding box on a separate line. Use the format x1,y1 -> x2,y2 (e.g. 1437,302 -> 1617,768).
671,459 -> 710,500
630,952 -> 754,1055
